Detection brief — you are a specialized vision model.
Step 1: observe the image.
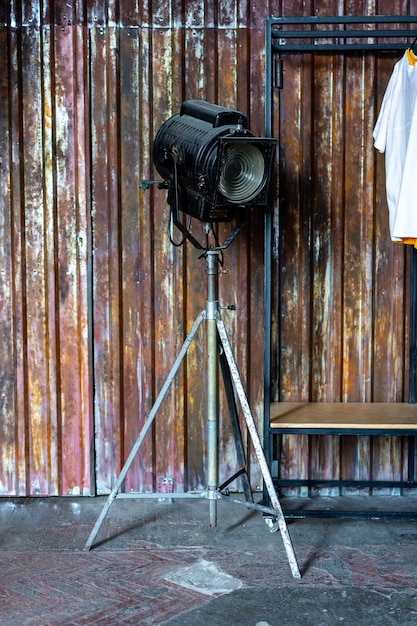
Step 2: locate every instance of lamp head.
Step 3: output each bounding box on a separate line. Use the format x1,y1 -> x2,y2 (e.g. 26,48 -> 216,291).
153,100 -> 277,222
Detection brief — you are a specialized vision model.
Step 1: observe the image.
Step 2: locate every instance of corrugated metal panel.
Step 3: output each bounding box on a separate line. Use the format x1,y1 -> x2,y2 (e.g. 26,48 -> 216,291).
0,1 -> 267,496
1,20 -> 93,495
2,1 -> 417,497
271,2 -> 417,493
89,9 -> 267,494
86,3 -> 269,494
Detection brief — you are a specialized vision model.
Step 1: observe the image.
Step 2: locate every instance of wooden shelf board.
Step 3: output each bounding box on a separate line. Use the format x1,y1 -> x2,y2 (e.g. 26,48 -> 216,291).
270,402 -> 417,429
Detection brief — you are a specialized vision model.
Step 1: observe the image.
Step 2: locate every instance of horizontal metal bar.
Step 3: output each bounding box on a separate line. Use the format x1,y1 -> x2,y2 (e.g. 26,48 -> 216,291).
274,479 -> 417,488
116,491 -> 204,499
272,29 -> 415,40
267,16 -> 417,55
217,492 -> 282,517
272,43 -> 409,53
268,16 -> 417,26
270,428 -> 417,436
281,509 -> 417,520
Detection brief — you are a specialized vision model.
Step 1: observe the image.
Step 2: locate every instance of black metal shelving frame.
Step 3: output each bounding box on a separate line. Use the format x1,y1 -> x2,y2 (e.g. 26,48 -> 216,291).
263,15 -> 417,518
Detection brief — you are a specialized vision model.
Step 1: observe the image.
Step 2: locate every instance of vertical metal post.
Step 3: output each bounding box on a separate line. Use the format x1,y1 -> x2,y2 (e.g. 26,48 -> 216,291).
410,248 -> 417,404
265,17 -> 273,139
264,17 -> 275,506
206,250 -> 219,526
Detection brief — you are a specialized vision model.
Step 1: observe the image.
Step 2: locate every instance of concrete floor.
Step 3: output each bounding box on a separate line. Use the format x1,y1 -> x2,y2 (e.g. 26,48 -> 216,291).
1,494 -> 417,625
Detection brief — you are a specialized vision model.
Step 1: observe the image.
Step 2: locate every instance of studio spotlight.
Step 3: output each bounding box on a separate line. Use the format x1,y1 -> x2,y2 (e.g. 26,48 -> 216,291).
153,100 -> 277,224
85,100 -> 300,580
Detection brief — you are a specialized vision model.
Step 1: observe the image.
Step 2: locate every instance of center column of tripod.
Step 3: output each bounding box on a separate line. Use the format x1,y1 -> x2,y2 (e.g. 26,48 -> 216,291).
205,249 -> 220,527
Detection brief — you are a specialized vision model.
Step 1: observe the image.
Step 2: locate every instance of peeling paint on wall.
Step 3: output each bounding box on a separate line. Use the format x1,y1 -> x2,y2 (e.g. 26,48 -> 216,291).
1,1 -> 416,496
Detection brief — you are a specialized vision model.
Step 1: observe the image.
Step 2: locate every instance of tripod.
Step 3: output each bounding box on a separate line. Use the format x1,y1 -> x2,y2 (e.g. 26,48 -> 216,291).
84,248 -> 300,579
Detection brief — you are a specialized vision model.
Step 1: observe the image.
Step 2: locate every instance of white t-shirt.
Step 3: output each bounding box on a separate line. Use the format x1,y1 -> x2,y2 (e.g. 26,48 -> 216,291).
373,50 -> 417,244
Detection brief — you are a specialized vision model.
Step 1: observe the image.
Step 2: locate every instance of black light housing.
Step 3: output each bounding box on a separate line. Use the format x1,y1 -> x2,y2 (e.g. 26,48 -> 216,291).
153,100 -> 277,223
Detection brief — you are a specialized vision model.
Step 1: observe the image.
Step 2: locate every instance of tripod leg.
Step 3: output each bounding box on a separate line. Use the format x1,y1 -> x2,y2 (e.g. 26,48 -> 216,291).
83,310 -> 206,551
216,316 -> 301,579
218,345 -> 254,503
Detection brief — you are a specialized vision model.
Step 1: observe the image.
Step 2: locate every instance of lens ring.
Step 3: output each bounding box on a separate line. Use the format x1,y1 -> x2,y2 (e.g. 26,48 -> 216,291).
219,144 -> 265,203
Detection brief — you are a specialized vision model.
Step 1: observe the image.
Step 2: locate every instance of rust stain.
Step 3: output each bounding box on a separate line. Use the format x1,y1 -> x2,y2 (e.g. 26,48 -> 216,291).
0,4 -> 413,499
275,16 -> 411,493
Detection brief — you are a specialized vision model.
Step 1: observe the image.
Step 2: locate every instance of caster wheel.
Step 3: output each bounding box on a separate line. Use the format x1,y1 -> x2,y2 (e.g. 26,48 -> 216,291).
264,516 -> 279,533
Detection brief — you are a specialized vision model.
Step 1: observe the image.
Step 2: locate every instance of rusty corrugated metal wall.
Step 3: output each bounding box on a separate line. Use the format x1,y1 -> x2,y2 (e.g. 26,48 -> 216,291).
1,1 -> 416,497
1,3 -> 94,495
0,0 -> 267,496
271,2 -> 417,492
